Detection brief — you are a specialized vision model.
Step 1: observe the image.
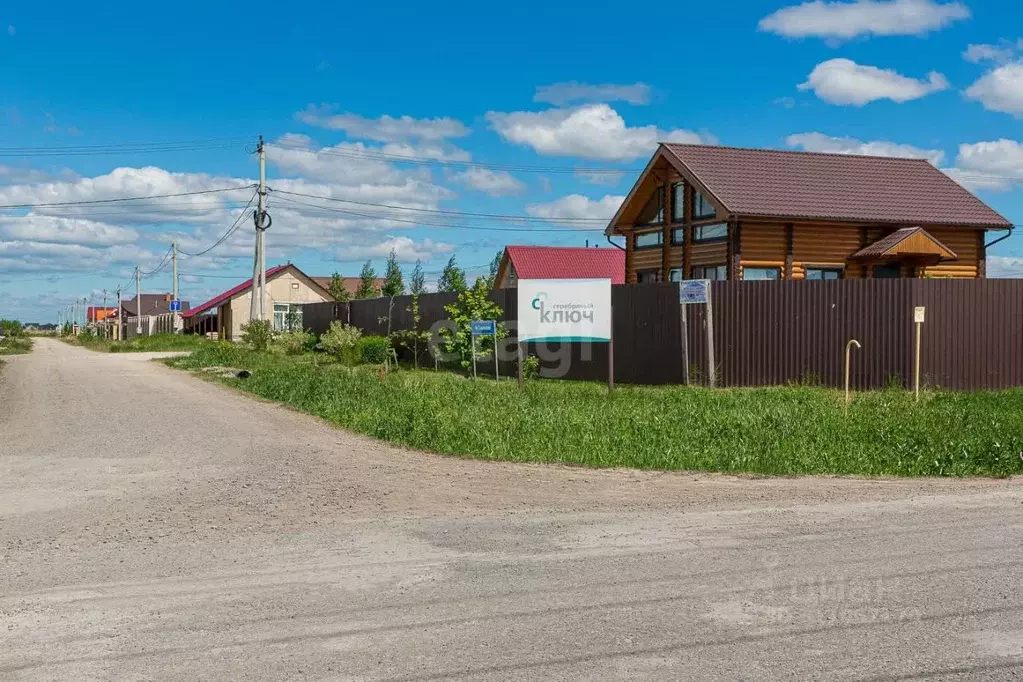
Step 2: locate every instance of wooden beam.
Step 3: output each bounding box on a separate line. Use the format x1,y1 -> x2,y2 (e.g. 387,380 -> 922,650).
728,219 -> 742,280
682,182 -> 692,278
661,183 -> 671,281
784,223 -> 794,279
625,229 -> 636,283
859,226 -> 868,279
977,230 -> 986,279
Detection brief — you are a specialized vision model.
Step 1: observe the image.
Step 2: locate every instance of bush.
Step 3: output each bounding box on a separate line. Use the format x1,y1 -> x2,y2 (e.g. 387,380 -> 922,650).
523,353 -> 541,380
0,320 -> 23,338
319,321 -> 362,364
359,335 -> 391,365
273,329 -> 314,356
241,319 -> 275,351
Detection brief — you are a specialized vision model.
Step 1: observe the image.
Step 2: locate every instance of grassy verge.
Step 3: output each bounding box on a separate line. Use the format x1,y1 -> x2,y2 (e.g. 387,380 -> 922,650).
163,344 -> 1023,478
0,337 -> 32,356
64,333 -> 213,353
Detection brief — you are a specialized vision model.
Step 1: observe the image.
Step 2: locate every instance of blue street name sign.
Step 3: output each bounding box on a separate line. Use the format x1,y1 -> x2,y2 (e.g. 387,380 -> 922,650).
169,299 -> 182,312
470,319 -> 496,336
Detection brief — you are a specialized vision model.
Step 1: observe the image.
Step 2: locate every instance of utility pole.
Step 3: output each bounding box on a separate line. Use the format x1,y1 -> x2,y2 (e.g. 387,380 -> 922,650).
116,286 -> 122,341
171,241 -> 180,333
250,135 -> 268,322
102,289 -> 108,338
135,265 -> 142,336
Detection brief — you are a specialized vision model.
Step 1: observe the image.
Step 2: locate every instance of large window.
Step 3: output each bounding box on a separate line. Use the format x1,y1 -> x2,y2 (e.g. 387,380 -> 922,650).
634,230 -> 663,249
743,267 -> 781,281
669,268 -> 683,282
671,183 -> 685,222
694,191 -> 715,219
636,187 -> 664,225
693,222 -> 728,243
273,303 -> 303,331
637,269 -> 659,283
692,264 -> 728,280
805,267 -> 843,280
671,227 -> 684,245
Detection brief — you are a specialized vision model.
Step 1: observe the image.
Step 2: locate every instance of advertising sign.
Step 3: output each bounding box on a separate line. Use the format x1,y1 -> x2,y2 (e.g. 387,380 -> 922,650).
517,279 -> 611,343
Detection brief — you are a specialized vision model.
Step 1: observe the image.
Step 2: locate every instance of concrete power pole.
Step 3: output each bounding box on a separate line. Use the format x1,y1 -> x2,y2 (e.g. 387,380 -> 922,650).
102,289 -> 108,338
116,286 -> 122,341
135,265 -> 142,336
171,241 -> 180,333
250,136 -> 269,323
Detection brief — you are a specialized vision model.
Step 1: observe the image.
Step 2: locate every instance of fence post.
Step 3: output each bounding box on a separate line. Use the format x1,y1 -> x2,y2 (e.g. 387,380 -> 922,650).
706,286 -> 716,388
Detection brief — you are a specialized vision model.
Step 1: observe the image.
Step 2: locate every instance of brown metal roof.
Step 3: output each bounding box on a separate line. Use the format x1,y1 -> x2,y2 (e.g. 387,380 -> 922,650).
851,227 -> 957,260
661,144 -> 1012,229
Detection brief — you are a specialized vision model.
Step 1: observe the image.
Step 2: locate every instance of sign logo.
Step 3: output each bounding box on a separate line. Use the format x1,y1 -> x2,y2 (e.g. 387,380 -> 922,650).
518,279 -> 611,343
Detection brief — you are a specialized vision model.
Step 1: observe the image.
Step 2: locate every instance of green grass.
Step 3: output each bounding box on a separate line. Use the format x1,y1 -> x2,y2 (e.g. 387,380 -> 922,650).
163,344 -> 1023,478
64,333 -> 213,353
0,337 -> 32,356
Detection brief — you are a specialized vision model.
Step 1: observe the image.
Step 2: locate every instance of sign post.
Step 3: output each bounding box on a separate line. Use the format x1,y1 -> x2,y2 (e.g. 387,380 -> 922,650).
678,279 -> 714,387
470,320 -> 498,382
913,306 -> 925,401
518,279 -> 613,390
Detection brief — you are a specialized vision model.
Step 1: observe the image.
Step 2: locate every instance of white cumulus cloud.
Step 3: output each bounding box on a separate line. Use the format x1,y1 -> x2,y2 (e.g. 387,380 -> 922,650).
786,131 -> 945,165
340,236 -> 455,263
451,167 -> 526,197
944,139 -> 1023,192
296,105 -> 469,142
962,42 -> 1018,64
533,82 -> 652,106
525,194 -> 625,223
759,0 -> 969,40
964,62 -> 1023,117
486,104 -> 712,161
798,58 -> 949,105
0,215 -> 139,246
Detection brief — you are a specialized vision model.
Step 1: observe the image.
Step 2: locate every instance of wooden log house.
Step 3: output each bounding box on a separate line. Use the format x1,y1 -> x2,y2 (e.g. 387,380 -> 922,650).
605,144 -> 1013,282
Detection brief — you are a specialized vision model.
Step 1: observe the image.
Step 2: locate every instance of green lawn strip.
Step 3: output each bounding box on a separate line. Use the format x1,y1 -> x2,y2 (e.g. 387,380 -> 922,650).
0,338 -> 33,356
63,333 -> 213,353
163,344 -> 1023,478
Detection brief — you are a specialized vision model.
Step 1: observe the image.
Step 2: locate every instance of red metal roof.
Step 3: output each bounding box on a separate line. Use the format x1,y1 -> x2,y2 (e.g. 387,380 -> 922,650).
506,245 -> 625,284
182,264 -> 289,318
660,144 -> 1012,229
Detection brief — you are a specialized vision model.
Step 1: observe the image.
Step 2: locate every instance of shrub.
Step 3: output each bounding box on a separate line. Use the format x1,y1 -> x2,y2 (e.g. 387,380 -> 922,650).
359,335 -> 391,365
439,276 -> 506,369
0,320 -> 23,338
319,321 -> 362,364
523,353 -> 541,380
241,319 -> 275,351
273,329 -> 314,355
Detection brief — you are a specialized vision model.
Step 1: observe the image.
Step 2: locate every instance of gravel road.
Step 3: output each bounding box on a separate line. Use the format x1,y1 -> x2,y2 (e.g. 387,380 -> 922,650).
1,338 -> 1021,681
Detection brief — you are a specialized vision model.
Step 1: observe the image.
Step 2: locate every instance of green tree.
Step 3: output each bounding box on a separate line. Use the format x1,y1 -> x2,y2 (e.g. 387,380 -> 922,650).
355,260 -> 379,299
409,259 -> 427,295
0,319 -> 23,338
437,255 -> 467,293
485,249 -> 504,288
328,272 -> 350,303
381,249 -> 405,298
440,276 -> 506,369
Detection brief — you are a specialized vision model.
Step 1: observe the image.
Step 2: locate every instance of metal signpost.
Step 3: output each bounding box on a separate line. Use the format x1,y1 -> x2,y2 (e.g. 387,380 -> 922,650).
913,306 -> 925,401
470,319 -> 498,382
517,279 -> 613,390
678,279 -> 715,387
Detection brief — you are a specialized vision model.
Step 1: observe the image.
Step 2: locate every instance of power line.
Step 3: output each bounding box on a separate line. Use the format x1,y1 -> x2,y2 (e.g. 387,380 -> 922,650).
0,137 -> 251,157
271,194 -> 603,233
178,190 -> 258,257
268,188 -> 608,223
139,246 -> 174,278
0,185 -> 255,210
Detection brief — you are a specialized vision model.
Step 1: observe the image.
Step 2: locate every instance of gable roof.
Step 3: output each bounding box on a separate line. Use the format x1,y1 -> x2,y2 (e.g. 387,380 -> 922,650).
503,245 -> 625,284
121,294 -> 190,317
309,276 -> 387,298
852,226 -> 957,261
608,144 -> 1012,233
182,264 -> 289,318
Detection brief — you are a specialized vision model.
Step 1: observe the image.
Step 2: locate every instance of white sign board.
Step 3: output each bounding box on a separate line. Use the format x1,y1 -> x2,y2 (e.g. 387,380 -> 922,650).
518,279 -> 611,343
914,306 -> 926,324
679,279 -> 711,305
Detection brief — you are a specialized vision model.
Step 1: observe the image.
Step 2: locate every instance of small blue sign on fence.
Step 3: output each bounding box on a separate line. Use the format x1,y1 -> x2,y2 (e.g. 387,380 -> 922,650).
169,299 -> 182,312
470,319 -> 496,336
679,279 -> 711,305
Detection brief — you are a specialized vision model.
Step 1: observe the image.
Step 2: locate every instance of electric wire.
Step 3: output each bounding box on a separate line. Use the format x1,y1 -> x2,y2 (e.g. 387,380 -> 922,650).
0,185 -> 255,210
177,190 -> 258,257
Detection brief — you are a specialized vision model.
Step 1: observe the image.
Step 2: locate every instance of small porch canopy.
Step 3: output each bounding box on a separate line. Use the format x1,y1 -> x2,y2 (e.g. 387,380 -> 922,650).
851,227 -> 958,267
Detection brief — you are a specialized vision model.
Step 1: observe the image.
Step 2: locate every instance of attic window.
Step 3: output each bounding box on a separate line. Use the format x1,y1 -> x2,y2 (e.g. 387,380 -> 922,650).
694,191 -> 715,219
635,186 -> 664,225
291,282 -> 300,289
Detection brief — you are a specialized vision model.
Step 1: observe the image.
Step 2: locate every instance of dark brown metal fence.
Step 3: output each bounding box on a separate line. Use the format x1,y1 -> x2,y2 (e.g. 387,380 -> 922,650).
302,279 -> 1023,391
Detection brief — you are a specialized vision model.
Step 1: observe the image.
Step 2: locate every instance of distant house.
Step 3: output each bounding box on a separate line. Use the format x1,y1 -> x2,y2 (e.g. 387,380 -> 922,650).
120,294 -> 189,319
605,143 -> 1013,283
87,306 -> 119,323
182,264 -> 333,341
494,245 -> 626,289
309,276 -> 387,299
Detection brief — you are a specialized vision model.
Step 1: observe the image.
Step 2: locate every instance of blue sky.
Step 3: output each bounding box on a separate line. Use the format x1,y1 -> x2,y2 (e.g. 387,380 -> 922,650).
1,0 -> 1021,321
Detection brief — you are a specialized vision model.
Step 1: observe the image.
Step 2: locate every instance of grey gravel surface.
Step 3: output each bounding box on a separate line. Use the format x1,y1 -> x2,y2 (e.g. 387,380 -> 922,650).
1,338 -> 1021,681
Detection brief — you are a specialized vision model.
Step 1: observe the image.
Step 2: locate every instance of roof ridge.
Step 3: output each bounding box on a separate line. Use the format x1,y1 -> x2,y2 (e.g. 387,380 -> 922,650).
661,142 -> 934,165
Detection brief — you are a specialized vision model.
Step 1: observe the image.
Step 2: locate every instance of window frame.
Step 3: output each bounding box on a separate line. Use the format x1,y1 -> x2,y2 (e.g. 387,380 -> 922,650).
668,268 -> 683,282
635,186 -> 665,226
743,267 -> 782,281
692,222 -> 729,243
633,229 -> 664,250
804,266 -> 844,281
636,269 -> 659,283
693,191 -> 716,219
691,264 -> 728,281
671,183 -> 685,223
670,227 -> 685,245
